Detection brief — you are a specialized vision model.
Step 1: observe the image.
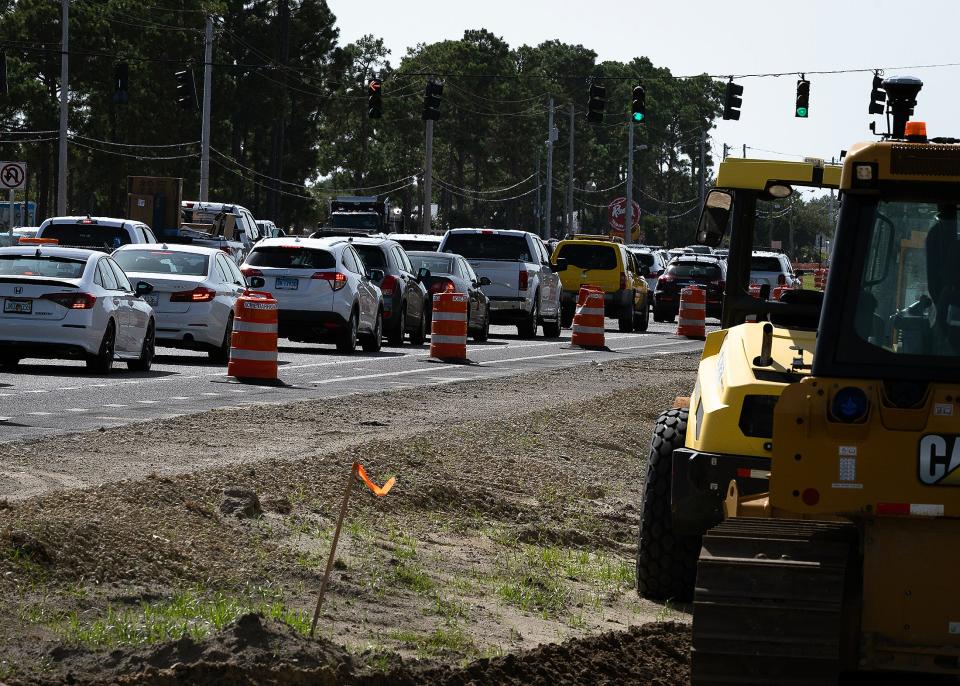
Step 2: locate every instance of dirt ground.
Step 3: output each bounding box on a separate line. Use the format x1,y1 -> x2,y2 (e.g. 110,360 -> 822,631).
0,353 -> 698,685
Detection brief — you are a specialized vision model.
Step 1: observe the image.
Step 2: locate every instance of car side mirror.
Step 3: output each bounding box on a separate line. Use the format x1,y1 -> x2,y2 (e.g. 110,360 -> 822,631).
417,267 -> 431,282
551,258 -> 568,273
135,281 -> 154,297
479,276 -> 491,286
696,189 -> 733,247
368,269 -> 385,282
248,276 -> 265,289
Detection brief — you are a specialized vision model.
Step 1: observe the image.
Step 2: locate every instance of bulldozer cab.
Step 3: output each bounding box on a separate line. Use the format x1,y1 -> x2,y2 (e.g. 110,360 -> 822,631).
696,158 -> 841,329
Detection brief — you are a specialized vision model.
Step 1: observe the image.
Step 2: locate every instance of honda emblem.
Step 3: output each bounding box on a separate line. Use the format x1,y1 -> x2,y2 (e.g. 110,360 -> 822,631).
13,287 -> 22,295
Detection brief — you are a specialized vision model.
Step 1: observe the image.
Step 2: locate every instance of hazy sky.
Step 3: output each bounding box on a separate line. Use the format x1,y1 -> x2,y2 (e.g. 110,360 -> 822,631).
329,0 -> 960,173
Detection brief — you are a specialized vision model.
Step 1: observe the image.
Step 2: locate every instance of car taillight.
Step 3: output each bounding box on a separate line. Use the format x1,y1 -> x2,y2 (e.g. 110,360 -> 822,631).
777,273 -> 786,286
313,271 -> 347,291
519,270 -> 529,291
620,272 -> 626,290
241,267 -> 262,278
170,286 -> 216,303
380,274 -> 399,295
428,278 -> 456,294
41,292 -> 97,309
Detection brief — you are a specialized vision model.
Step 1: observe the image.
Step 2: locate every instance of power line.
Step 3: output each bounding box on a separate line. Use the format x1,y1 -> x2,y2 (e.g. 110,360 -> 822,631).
433,172 -> 537,195
434,180 -> 541,203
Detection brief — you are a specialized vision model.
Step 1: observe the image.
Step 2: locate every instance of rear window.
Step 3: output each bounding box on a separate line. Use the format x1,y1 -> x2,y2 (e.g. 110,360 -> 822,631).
668,262 -> 722,279
0,254 -> 87,279
353,245 -> 388,270
443,233 -> 531,261
397,239 -> 441,251
408,254 -> 454,274
113,250 -> 209,276
557,243 -> 618,270
631,251 -> 655,267
41,224 -> 130,249
328,213 -> 380,230
751,256 -> 784,272
246,246 -> 336,269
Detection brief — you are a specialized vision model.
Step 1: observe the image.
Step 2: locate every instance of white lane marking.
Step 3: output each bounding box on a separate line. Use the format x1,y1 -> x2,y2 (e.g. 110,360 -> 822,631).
93,416 -> 138,421
168,396 -> 191,401
24,389 -> 48,394
0,416 -> 11,422
27,411 -> 52,416
61,386 -> 80,391
201,392 -> 220,396
137,400 -> 158,404
64,408 -> 87,413
103,403 -> 128,408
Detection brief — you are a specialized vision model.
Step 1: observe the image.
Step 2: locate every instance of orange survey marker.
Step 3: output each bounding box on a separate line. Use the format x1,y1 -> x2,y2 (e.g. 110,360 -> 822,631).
228,290 -> 279,381
677,285 -> 706,339
357,463 -> 396,496
571,285 -> 605,348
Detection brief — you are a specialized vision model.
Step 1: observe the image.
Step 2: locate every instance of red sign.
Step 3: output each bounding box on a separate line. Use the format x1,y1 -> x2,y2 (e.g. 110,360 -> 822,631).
607,197 -> 640,238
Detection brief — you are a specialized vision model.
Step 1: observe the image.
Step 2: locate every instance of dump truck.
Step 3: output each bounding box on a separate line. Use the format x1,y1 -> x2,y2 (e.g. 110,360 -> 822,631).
636,76 -> 960,682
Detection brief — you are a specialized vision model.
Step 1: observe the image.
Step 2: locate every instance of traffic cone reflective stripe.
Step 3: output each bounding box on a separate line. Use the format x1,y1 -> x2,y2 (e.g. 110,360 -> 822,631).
677,286 -> 706,339
571,287 -> 605,348
228,290 -> 279,381
228,348 -> 278,361
430,293 -> 468,360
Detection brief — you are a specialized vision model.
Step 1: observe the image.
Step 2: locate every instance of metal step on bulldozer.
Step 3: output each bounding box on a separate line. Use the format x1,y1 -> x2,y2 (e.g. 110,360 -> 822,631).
636,76 -> 960,684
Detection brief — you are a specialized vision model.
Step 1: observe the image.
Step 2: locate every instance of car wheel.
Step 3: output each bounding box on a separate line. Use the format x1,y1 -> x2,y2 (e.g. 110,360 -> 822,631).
634,295 -> 650,332
472,306 -> 490,342
387,305 -> 406,346
208,314 -> 233,364
517,295 -> 538,339
618,302 -> 634,333
336,310 -> 358,354
361,309 -> 383,353
86,321 -> 116,374
542,316 -> 561,338
409,304 -> 427,345
128,321 -> 155,372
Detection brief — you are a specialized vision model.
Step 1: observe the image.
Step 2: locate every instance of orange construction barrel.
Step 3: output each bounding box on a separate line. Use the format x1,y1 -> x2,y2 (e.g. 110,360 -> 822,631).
677,285 -> 706,339
228,290 -> 279,381
571,286 -> 605,348
430,292 -> 468,360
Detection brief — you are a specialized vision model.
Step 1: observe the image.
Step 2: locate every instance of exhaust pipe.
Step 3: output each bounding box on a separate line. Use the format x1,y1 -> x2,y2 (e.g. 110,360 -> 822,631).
755,322 -> 773,367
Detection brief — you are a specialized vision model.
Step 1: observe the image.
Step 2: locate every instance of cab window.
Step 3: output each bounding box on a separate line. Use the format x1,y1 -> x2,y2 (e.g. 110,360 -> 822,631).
556,243 -> 617,270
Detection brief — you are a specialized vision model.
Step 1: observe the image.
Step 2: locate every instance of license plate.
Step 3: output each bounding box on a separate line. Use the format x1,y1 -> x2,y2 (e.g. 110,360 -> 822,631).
144,294 -> 159,306
275,277 -> 299,290
3,298 -> 32,314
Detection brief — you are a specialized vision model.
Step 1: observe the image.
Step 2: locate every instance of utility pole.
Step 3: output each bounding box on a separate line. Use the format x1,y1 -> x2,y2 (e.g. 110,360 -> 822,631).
544,97 -> 554,239
723,143 -> 730,160
699,130 -> 707,208
742,143 -> 747,159
56,0 -> 69,215
422,118 -> 434,233
199,15 -> 213,202
535,151 -> 541,228
267,0 -> 290,221
625,116 -> 635,244
567,102 -> 575,234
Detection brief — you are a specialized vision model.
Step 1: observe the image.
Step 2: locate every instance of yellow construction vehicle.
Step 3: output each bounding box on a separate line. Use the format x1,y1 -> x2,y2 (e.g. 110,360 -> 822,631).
636,76 -> 960,683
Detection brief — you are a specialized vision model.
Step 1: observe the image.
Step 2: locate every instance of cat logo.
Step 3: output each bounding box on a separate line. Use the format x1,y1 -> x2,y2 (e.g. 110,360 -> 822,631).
918,434 -> 960,486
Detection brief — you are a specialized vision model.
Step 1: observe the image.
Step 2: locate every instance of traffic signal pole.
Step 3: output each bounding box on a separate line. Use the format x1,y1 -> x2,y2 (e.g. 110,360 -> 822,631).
625,117 -> 634,243
544,97 -> 554,239
567,103 -> 574,234
199,15 -> 213,202
57,0 -> 69,214
422,118 -> 433,233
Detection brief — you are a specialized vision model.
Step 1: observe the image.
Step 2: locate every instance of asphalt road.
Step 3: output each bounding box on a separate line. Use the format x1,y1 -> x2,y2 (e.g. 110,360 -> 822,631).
0,319 -> 712,443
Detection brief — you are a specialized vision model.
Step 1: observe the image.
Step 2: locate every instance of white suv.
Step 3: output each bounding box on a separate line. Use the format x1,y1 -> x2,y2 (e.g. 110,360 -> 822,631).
241,237 -> 383,353
750,251 -> 800,290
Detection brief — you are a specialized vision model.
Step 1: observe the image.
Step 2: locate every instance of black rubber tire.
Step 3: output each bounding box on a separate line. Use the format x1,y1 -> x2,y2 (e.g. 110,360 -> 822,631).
387,305 -> 406,346
636,407 -> 701,602
634,295 -> 650,332
409,304 -> 427,345
653,306 -> 675,324
517,296 -> 538,339
560,303 -> 574,329
542,315 -> 562,338
128,321 -> 155,372
208,315 -> 233,364
618,300 -> 634,333
86,321 -> 116,374
336,310 -> 358,354
472,306 -> 490,342
361,310 -> 383,352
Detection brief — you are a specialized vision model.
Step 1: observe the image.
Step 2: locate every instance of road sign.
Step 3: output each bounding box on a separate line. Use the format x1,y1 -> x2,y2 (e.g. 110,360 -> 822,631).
0,162 -> 26,191
607,196 -> 640,238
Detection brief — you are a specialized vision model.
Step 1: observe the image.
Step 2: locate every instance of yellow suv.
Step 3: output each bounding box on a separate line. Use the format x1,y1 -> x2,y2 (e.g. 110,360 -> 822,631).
551,235 -> 649,332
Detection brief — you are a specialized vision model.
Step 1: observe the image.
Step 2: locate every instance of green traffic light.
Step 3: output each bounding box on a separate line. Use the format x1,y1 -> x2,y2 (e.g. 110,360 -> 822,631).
633,112 -> 644,122
796,106 -> 808,118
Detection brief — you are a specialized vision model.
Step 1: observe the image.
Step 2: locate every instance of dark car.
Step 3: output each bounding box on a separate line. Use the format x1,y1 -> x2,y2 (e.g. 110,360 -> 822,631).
407,251 -> 492,342
351,238 -> 429,345
653,255 -> 726,322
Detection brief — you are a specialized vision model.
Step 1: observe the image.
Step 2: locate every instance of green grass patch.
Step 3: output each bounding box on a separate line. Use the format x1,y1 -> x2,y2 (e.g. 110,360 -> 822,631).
388,624 -> 476,658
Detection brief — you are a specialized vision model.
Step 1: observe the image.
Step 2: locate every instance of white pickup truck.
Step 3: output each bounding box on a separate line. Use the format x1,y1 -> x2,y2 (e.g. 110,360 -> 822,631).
438,228 -> 565,338
35,216 -> 158,250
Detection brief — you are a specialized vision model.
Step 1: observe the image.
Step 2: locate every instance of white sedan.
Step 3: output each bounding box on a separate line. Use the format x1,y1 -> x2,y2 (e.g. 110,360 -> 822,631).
113,244 -> 246,363
0,245 -> 155,373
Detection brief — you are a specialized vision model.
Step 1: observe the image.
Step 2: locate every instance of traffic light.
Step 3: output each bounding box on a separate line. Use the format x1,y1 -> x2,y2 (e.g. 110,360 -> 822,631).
631,84 -> 646,123
723,80 -> 743,121
587,83 -> 606,123
113,62 -> 129,105
422,80 -> 443,121
795,78 -> 810,118
367,78 -> 382,119
174,69 -> 198,112
868,73 -> 886,115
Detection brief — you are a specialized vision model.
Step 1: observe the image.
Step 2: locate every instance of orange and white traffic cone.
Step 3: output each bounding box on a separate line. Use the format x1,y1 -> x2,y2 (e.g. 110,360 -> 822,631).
571,286 -> 605,348
228,290 -> 279,381
772,285 -> 793,301
676,286 -> 706,339
429,292 -> 468,361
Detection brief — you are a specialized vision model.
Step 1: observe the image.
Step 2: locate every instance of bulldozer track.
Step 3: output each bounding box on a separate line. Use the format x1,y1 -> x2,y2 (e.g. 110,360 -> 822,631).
692,518 -> 860,685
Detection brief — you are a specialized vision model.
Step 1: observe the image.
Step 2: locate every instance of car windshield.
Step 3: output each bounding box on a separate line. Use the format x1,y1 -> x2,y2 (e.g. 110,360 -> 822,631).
668,262 -> 721,279
443,233 -> 531,261
41,223 -> 130,249
352,244 -> 388,270
556,243 -> 617,270
113,250 -> 209,276
246,246 -> 335,269
751,256 -> 784,272
397,239 -> 441,251
853,199 -> 960,357
0,254 -> 87,279
409,254 -> 454,274
328,213 -> 379,230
